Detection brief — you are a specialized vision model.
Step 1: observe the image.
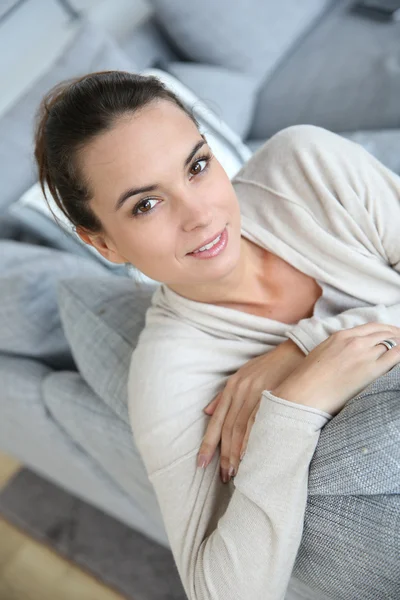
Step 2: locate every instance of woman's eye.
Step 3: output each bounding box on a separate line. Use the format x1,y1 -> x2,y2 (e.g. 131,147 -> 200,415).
190,157 -> 207,176
132,198 -> 158,216
132,153 -> 212,217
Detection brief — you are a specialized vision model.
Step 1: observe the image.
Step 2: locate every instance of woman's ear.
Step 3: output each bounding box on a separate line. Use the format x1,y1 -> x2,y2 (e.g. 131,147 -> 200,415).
75,227 -> 126,264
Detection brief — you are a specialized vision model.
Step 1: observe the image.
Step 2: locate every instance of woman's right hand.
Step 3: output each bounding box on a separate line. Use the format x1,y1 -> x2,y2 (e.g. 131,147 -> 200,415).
271,322 -> 400,416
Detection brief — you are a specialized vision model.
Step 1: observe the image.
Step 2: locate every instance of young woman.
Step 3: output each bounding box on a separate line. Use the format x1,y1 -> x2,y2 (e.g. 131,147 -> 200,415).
33,71 -> 400,599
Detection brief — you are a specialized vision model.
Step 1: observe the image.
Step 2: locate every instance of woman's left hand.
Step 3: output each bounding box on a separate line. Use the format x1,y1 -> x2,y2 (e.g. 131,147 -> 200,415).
197,339 -> 306,483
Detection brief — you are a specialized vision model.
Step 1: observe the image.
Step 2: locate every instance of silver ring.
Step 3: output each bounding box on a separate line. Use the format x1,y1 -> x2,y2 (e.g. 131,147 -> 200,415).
377,339 -> 397,351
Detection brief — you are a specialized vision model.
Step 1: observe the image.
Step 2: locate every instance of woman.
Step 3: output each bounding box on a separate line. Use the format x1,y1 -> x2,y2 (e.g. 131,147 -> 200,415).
33,71 -> 400,599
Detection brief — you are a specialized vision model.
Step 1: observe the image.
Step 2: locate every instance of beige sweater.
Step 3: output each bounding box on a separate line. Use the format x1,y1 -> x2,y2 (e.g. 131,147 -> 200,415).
127,125 -> 400,600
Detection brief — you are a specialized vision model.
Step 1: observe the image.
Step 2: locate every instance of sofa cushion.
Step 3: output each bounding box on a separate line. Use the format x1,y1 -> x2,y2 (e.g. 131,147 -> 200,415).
0,354 -> 156,537
0,241 -> 108,370
165,62 -> 259,139
121,13 -> 182,71
57,276 -> 158,423
339,128 -> 400,176
250,1 -> 400,139
148,0 -> 333,83
292,366 -> 400,598
8,181 -> 134,276
43,370 -> 168,548
0,19 -> 137,216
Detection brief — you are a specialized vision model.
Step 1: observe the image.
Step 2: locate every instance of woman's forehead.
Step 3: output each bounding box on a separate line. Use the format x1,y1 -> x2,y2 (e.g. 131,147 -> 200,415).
84,102 -> 199,170
80,103 -> 204,209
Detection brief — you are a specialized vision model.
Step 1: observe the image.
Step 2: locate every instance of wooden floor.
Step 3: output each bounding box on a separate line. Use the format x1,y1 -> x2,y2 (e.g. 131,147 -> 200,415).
0,451 -> 126,600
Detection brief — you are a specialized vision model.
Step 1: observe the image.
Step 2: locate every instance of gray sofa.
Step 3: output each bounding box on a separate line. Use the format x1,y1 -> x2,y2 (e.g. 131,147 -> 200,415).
1,0 -> 400,592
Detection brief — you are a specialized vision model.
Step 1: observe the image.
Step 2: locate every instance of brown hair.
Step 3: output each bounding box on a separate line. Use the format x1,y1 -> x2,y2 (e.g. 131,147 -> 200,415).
33,70 -> 200,237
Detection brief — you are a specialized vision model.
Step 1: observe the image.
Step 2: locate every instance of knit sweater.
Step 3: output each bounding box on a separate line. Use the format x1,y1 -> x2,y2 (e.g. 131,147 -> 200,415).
127,125 -> 400,600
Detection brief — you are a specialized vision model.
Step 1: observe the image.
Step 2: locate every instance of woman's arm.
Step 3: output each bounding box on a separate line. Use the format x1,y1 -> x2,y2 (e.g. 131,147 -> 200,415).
232,124 -> 400,357
129,322 -> 400,600
282,126 -> 400,355
128,341 -> 330,600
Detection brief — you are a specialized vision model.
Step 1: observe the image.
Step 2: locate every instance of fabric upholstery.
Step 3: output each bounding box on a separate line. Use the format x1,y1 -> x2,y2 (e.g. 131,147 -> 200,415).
165,62 -> 259,139
309,367 -> 400,495
121,14 -> 182,71
339,128 -> 400,176
148,0 -> 333,83
43,370 -> 169,547
0,19 -> 137,215
295,494 -> 399,599
0,354 -> 153,535
8,181 -> 132,275
0,241 -> 107,370
250,0 -> 400,139
56,276 -> 158,423
293,366 -> 400,598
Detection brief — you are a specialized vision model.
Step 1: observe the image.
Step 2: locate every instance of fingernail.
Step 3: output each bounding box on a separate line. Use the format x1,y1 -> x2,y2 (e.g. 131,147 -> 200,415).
221,469 -> 230,483
228,465 -> 235,478
197,454 -> 208,469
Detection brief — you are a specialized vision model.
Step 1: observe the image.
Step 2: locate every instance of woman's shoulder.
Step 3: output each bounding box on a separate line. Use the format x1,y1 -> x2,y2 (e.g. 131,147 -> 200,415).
232,124 -> 378,240
232,124 -> 338,182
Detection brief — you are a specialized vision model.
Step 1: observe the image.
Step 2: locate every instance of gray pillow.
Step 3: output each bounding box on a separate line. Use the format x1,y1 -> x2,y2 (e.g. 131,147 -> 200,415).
250,1 -> 400,139
0,19 -> 137,215
294,366 -> 400,598
0,241 -> 108,370
57,276 -> 158,423
339,129 -> 400,177
148,0 -> 332,83
120,14 -> 182,71
43,370 -> 169,547
165,62 -> 259,140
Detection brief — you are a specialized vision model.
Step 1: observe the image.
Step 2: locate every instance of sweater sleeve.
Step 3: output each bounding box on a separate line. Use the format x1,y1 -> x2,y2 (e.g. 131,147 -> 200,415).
284,126 -> 400,355
128,343 -> 331,600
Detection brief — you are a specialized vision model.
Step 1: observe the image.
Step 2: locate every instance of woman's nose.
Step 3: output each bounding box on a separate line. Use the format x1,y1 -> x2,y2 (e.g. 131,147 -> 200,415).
178,194 -> 214,228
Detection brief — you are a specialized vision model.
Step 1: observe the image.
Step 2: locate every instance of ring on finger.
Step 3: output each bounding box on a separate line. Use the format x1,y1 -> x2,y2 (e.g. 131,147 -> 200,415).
376,338 -> 397,351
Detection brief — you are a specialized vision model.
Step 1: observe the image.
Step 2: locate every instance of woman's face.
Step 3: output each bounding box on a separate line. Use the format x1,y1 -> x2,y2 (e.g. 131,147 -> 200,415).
78,99 -> 243,290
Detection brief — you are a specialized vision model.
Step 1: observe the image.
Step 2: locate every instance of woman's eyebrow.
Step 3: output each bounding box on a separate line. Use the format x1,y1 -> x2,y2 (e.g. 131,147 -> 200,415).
114,139 -> 206,212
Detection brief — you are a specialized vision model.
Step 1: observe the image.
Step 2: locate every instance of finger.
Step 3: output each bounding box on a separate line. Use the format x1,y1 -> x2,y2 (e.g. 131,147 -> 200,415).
332,331 -> 400,399
228,416 -> 248,476
203,394 -> 221,414
239,404 -> 258,462
197,390 -> 233,469
366,331 -> 400,353
219,383 -> 252,481
373,335 -> 400,372
229,398 -> 259,476
352,330 -> 400,358
339,322 -> 400,339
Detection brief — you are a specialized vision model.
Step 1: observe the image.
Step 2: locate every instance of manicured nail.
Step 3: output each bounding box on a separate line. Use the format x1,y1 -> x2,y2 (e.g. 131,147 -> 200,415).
197,454 -> 208,469
221,468 -> 230,483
